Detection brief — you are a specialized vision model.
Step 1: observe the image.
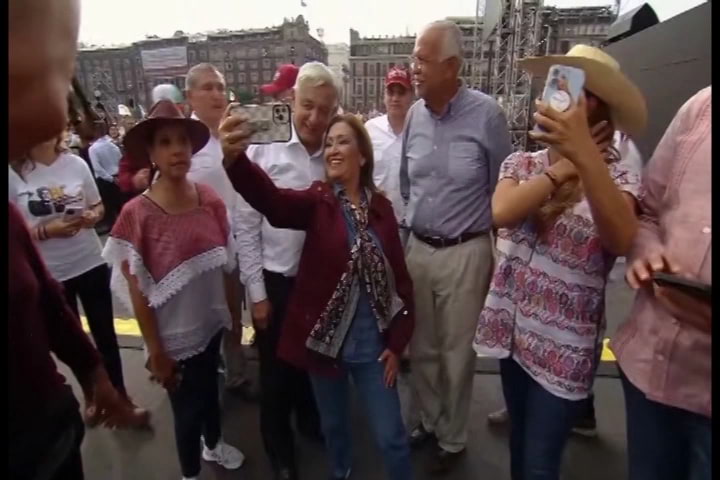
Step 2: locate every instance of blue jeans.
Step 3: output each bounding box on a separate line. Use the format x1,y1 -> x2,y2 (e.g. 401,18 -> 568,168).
620,368 -> 711,480
500,358 -> 585,480
310,361 -> 413,480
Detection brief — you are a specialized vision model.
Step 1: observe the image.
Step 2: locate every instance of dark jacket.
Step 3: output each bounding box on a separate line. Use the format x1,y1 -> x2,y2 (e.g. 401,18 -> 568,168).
226,153 -> 415,377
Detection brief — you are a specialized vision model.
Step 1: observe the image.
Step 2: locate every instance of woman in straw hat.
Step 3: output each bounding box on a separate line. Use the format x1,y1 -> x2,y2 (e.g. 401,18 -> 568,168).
102,100 -> 245,480
473,45 -> 646,480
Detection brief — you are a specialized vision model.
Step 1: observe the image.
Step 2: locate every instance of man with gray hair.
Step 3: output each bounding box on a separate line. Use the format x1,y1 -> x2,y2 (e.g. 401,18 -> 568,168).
235,60 -> 338,480
400,20 -> 512,474
183,63 -> 260,408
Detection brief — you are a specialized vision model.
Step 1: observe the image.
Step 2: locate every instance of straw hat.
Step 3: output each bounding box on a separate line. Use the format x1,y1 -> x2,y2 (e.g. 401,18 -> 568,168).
123,100 -> 209,167
518,44 -> 647,137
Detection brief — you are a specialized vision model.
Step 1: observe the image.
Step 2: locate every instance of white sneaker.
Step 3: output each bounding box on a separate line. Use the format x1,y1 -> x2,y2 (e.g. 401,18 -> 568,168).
201,437 -> 245,470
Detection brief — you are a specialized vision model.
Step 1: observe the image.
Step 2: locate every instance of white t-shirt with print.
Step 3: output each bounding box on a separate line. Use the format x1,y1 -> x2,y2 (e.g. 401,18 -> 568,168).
9,152 -> 106,282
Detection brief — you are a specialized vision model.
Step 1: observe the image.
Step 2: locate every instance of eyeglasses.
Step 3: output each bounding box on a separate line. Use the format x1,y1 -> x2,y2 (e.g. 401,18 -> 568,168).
408,55 -> 452,69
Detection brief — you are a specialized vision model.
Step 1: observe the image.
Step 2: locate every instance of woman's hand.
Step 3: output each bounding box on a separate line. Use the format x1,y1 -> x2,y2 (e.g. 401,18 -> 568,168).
133,168 -> 151,191
219,104 -> 254,168
147,351 -> 180,392
548,157 -> 578,184
529,94 -> 600,165
378,349 -> 400,388
44,216 -> 83,238
83,366 -> 151,429
80,209 -> 100,229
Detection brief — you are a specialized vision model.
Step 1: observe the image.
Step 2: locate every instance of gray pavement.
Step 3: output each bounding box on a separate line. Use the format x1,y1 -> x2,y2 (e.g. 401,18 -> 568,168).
65,260 -> 635,480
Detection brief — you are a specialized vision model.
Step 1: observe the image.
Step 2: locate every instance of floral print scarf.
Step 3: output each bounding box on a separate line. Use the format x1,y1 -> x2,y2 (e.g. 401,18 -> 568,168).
306,187 -> 395,358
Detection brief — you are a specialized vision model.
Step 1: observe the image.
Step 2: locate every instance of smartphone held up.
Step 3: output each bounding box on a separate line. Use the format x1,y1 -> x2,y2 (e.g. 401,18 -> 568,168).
228,103 -> 292,144
534,65 -> 585,133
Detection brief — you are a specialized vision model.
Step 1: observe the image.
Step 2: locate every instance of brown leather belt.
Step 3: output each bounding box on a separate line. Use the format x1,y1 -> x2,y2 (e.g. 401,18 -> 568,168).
414,231 -> 487,249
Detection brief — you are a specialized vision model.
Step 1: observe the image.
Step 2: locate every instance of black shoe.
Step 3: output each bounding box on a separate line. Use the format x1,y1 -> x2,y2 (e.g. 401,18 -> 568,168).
226,380 -> 260,402
571,415 -> 598,437
429,448 -> 466,475
274,466 -> 298,480
409,424 -> 437,449
330,468 -> 351,480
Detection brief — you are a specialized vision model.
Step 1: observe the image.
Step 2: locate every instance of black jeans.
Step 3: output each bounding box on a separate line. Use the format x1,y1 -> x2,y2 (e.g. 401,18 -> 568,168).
257,270 -> 321,470
62,264 -> 125,395
620,368 -> 711,480
500,358 -> 585,480
168,332 -> 223,478
96,178 -> 123,227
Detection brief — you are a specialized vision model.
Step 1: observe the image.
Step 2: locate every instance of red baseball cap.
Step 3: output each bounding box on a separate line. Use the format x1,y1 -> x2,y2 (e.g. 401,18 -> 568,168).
385,67 -> 411,90
260,64 -> 300,96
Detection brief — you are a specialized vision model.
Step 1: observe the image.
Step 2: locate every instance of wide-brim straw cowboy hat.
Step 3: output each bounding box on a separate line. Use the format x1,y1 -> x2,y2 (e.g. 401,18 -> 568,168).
518,44 -> 647,137
123,99 -> 209,167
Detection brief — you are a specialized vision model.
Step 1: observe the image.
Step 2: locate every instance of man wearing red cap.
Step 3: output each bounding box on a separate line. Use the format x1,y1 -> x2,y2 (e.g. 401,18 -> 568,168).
365,67 -> 414,226
260,64 -> 299,103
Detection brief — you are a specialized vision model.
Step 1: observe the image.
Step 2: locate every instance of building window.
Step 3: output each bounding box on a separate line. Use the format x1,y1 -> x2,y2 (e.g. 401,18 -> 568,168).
237,61 -> 246,71
236,47 -> 247,58
262,58 -> 271,69
560,40 -> 571,54
225,62 -> 234,71
188,50 -> 196,62
249,48 -> 259,58
263,70 -> 272,82
227,72 -> 235,83
274,46 -> 284,56
369,63 -> 375,76
354,78 -> 363,95
250,72 -> 259,82
199,50 -> 208,61
363,62 -> 368,76
238,73 -> 246,83
250,61 -> 259,70
368,79 -> 375,97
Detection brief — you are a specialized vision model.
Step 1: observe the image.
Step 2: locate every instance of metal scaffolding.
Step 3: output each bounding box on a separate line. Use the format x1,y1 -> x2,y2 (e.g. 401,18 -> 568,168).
488,0 -> 545,150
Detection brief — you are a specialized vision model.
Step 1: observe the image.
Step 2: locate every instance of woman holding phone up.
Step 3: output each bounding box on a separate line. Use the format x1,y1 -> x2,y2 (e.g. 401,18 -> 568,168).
220,112 -> 415,480
9,133 -> 147,427
472,45 -> 646,480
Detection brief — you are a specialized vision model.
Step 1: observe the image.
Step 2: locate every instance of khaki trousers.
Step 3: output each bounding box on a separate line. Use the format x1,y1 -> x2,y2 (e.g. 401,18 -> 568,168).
406,233 -> 493,453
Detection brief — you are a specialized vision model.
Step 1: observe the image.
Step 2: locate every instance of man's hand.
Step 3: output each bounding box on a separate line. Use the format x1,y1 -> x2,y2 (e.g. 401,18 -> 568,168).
378,349 -> 400,388
219,103 -> 254,168
132,168 -> 151,191
44,216 -> 83,238
83,366 -> 151,429
529,94 -> 599,165
626,251 -> 681,289
251,300 -> 272,331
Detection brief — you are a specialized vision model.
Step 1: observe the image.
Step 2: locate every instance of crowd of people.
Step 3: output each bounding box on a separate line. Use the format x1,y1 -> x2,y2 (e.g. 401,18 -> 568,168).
9,2 -> 711,480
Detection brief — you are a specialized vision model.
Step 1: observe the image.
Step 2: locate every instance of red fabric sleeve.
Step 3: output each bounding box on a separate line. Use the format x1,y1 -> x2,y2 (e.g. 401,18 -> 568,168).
225,151 -> 320,231
117,153 -> 141,194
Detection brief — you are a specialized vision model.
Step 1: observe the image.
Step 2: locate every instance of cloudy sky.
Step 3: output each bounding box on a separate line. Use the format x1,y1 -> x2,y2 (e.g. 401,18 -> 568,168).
79,0 -> 704,46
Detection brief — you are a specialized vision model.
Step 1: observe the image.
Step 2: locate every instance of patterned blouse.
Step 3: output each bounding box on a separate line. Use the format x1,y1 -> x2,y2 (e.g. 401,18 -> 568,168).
473,150 -> 641,400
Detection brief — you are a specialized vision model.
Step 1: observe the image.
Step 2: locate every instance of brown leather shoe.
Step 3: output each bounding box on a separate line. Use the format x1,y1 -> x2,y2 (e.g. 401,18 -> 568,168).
429,448 -> 466,475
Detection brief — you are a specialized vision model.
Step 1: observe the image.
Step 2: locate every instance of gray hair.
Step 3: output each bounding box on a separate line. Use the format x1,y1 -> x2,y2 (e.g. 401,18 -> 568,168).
294,61 -> 340,99
185,63 -> 224,91
421,20 -> 464,66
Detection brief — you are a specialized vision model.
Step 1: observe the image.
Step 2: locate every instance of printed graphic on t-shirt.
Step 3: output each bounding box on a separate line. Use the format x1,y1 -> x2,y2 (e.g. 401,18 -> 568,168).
21,184 -> 83,217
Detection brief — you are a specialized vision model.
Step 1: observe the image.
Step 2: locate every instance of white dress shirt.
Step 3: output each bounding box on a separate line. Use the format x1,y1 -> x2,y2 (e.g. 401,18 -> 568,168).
237,124 -> 326,303
88,135 -> 122,182
365,114 -> 405,223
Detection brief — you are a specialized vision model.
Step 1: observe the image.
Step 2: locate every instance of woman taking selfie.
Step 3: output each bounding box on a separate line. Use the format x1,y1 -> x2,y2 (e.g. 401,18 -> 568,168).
102,100 -> 245,480
221,112 -> 415,480
9,134 -> 146,427
473,45 -> 646,480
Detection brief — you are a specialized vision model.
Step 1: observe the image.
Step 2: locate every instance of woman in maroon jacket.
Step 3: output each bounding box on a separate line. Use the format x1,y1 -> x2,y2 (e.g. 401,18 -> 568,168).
222,113 -> 415,480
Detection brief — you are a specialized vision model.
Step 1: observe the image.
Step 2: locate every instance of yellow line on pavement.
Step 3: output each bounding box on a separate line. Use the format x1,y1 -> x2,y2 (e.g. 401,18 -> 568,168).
80,316 -> 618,362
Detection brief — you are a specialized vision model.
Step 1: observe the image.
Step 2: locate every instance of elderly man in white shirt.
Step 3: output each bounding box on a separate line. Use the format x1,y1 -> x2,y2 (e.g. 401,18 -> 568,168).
235,61 -> 338,480
365,66 -> 414,227
184,63 -> 258,404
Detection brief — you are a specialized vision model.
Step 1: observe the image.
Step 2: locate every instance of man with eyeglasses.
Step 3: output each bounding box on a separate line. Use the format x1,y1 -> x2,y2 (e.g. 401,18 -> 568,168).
400,20 -> 512,474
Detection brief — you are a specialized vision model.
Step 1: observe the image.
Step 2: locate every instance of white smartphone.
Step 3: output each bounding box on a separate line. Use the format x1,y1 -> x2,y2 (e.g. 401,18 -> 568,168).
63,206 -> 85,221
229,103 -> 292,144
534,64 -> 586,132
